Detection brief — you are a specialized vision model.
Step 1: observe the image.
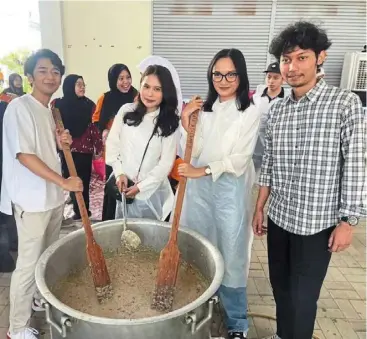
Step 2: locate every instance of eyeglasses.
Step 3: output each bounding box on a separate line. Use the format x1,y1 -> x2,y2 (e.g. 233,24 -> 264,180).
212,72 -> 238,83
76,83 -> 86,88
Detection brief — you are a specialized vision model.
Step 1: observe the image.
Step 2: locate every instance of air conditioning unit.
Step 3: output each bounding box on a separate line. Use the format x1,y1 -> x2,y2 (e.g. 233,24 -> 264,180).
340,51 -> 366,107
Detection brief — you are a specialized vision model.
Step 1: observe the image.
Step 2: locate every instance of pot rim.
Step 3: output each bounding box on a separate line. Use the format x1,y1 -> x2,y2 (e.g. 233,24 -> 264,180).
35,218 -> 224,325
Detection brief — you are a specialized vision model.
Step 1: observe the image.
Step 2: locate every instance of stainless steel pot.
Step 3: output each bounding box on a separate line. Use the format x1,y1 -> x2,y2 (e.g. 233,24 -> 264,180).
35,219 -> 224,339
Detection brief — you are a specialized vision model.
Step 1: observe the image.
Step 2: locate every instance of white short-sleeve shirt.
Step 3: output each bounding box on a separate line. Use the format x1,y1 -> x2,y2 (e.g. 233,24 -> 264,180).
0,94 -> 64,214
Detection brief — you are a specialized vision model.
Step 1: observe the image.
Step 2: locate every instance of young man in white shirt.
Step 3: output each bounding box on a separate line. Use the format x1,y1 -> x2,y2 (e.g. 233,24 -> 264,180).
252,62 -> 286,173
1,49 -> 83,339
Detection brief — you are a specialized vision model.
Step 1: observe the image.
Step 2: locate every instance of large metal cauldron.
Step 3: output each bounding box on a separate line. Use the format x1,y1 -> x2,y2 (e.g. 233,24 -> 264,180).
35,219 -> 224,339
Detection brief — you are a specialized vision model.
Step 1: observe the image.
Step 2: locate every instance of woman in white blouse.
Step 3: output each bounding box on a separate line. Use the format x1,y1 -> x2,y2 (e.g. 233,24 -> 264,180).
106,65 -> 179,220
177,49 -> 261,339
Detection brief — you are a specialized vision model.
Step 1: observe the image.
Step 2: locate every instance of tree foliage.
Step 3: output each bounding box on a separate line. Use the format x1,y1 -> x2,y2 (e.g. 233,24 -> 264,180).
0,49 -> 32,93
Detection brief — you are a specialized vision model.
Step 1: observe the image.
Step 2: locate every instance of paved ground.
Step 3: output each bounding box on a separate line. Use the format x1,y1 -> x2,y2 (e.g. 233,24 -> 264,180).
0,173 -> 365,338
246,225 -> 366,339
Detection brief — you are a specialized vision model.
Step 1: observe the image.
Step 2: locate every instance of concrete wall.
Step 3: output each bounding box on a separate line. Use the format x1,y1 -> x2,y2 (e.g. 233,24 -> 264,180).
39,0 -> 65,98
40,1 -> 152,101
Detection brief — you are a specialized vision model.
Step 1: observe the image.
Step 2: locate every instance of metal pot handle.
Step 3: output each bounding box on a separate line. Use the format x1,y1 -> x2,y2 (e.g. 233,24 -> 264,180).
41,299 -> 72,338
185,296 -> 219,334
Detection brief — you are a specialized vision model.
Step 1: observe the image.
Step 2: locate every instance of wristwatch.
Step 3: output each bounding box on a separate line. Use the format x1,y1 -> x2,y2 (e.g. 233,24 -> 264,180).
204,166 -> 212,176
340,216 -> 359,226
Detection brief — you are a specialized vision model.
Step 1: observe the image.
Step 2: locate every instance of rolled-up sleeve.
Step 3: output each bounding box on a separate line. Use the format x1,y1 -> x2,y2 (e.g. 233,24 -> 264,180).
208,107 -> 261,182
105,108 -> 124,177
180,111 -> 204,159
339,94 -> 366,217
258,105 -> 275,187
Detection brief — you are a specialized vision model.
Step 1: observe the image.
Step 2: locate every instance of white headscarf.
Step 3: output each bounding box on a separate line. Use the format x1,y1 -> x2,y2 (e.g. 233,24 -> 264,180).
137,55 -> 183,115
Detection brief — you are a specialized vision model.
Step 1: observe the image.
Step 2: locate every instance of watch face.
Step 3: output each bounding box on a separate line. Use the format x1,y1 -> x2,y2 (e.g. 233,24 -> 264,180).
205,168 -> 211,175
349,216 -> 359,226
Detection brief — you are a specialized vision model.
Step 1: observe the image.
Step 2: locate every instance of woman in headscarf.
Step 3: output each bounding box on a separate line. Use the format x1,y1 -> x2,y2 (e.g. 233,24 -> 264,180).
92,64 -> 138,221
1,73 -> 25,98
137,56 -> 184,194
53,74 -> 103,221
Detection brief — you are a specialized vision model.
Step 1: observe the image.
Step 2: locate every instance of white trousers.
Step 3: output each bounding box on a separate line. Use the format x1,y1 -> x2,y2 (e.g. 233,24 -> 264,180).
9,204 -> 63,333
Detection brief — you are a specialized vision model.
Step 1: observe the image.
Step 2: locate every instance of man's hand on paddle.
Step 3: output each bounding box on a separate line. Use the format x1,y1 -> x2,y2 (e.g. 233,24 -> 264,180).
62,177 -> 83,192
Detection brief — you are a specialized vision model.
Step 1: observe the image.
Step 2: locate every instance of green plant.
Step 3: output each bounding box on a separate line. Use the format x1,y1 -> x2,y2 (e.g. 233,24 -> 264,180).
0,49 -> 33,93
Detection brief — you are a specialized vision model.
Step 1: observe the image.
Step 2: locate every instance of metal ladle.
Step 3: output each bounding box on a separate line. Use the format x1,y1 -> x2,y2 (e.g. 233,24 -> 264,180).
120,193 -> 141,250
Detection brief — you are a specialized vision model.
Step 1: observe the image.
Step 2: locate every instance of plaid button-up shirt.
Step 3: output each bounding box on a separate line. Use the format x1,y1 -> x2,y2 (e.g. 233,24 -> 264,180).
258,79 -> 366,235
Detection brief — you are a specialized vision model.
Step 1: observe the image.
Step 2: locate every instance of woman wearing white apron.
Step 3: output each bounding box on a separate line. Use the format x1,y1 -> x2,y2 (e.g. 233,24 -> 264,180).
177,49 -> 261,339
106,65 -> 179,221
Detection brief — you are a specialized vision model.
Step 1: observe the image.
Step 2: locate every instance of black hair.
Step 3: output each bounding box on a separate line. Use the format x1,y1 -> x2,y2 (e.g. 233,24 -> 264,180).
24,49 -> 65,77
269,21 -> 332,61
203,48 -> 251,112
123,65 -> 179,138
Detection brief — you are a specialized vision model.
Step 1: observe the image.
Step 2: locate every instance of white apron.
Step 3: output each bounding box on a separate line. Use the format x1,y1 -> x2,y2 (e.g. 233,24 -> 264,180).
177,99 -> 260,288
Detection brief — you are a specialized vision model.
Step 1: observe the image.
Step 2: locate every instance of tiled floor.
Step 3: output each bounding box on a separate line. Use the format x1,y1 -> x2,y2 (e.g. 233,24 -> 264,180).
245,225 -> 366,339
1,174 -> 365,338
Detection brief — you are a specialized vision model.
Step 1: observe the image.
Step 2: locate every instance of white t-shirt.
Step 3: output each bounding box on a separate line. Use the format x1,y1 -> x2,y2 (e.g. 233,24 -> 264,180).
252,85 -> 290,171
0,94 -> 64,215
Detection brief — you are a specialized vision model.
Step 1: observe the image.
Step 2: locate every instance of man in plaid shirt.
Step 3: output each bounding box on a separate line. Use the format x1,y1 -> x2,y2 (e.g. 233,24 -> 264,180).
253,21 -> 366,339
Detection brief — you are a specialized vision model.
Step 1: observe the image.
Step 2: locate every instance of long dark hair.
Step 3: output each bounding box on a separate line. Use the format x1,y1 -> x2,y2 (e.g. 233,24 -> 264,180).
123,65 -> 179,138
203,48 -> 251,112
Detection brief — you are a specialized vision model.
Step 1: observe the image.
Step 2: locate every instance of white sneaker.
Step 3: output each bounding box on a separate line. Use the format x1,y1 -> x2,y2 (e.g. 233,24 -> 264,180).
7,327 -> 39,339
31,299 -> 45,312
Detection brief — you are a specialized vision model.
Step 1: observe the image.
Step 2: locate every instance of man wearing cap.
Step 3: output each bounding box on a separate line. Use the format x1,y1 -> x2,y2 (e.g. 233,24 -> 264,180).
252,62 -> 287,173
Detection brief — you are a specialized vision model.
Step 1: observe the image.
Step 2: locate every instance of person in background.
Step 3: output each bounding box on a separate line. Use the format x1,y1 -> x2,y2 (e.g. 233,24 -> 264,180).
178,49 -> 261,339
1,49 -> 83,339
0,96 -> 16,272
2,73 -> 26,98
252,62 -> 286,174
0,68 -> 4,87
53,74 -> 103,221
253,21 -> 366,339
92,64 -> 138,221
316,66 -> 325,79
0,90 -> 20,253
106,65 -> 179,221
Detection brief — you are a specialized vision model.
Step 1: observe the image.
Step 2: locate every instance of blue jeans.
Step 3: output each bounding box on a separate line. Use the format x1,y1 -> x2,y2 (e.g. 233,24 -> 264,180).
218,285 -> 249,333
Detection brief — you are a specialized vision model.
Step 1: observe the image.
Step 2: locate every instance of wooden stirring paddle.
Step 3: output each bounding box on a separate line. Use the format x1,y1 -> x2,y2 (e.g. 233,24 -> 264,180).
151,109 -> 199,312
52,108 -> 112,302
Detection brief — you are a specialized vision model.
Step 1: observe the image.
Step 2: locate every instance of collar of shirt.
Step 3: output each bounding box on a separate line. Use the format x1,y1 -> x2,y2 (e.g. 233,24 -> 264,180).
285,79 -> 327,104
145,107 -> 160,118
261,87 -> 285,102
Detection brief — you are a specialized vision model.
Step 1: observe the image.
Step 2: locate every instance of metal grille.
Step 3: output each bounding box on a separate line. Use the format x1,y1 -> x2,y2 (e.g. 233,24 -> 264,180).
153,0 -> 367,96
356,60 -> 367,90
153,0 -> 273,98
